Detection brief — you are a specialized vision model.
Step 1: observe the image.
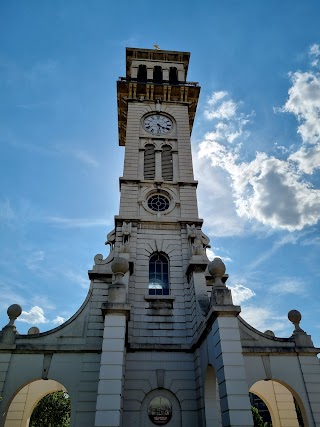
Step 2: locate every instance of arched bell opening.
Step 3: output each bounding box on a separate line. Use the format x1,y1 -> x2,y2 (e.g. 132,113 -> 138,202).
4,379 -> 69,427
249,379 -> 306,427
204,365 -> 222,426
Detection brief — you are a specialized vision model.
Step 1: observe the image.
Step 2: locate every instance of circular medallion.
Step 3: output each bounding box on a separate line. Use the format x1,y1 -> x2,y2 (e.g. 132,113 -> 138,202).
148,396 -> 172,425
143,114 -> 173,135
147,194 -> 170,212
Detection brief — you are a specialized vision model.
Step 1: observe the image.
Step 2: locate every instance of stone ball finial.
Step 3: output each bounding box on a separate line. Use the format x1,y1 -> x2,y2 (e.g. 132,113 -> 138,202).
111,257 -> 129,275
288,309 -> 304,334
264,330 -> 275,337
28,326 -> 40,335
208,257 -> 226,278
288,309 -> 301,324
7,304 -> 22,319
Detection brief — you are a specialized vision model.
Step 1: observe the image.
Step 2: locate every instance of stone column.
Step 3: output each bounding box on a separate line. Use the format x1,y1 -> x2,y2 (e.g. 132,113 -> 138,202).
94,307 -> 130,427
95,257 -> 130,427
155,148 -> 162,180
288,310 -> 320,426
172,149 -> 179,180
207,259 -> 253,427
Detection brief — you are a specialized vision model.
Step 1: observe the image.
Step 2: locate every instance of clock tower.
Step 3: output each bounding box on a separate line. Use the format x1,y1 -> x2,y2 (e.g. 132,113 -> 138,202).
92,47 -> 253,426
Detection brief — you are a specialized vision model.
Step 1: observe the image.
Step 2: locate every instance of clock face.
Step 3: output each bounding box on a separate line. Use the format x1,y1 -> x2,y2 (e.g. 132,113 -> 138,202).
143,114 -> 173,135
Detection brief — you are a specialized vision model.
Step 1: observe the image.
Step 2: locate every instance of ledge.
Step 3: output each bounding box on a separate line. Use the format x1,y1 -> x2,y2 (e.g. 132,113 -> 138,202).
144,295 -> 175,302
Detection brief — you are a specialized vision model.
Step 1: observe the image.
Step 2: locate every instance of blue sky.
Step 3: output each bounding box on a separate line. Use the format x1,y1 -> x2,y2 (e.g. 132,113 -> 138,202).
1,1 -> 319,345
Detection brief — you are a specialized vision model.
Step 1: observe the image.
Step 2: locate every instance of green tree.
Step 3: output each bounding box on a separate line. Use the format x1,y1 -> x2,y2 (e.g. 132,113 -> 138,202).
30,391 -> 71,427
251,406 -> 270,427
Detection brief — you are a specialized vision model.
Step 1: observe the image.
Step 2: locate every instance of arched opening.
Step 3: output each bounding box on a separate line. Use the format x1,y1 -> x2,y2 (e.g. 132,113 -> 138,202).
4,379 -> 69,427
153,66 -> 163,84
250,379 -> 306,427
137,64 -> 147,82
169,67 -> 178,84
149,253 -> 169,295
204,365 -> 222,426
30,390 -> 70,426
161,145 -> 173,181
144,144 -> 155,179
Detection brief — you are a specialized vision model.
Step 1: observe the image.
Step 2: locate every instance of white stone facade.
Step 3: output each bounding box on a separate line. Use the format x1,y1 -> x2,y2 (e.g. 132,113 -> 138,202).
1,47 -> 320,427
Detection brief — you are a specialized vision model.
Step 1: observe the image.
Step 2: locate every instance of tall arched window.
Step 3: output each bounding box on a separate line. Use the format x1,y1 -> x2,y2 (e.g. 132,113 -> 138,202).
161,145 -> 173,181
137,64 -> 147,82
149,253 -> 169,295
169,67 -> 178,84
144,144 -> 155,179
153,66 -> 163,84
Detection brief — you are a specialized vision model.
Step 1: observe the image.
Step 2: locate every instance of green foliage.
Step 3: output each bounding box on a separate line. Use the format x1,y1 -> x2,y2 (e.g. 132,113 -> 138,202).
251,406 -> 270,427
30,391 -> 71,427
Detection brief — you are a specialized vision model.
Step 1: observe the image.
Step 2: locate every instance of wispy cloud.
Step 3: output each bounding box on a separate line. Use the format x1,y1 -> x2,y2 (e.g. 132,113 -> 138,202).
47,216 -> 109,228
65,270 -> 89,290
0,199 -> 16,222
248,233 -> 301,270
25,250 -> 45,271
240,306 -> 290,336
197,46 -> 320,233
70,149 -> 99,168
269,279 -> 302,296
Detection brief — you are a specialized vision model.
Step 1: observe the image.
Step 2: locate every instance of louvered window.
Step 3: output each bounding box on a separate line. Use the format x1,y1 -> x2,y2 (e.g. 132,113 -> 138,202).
161,145 -> 173,181
169,67 -> 178,84
144,144 -> 155,179
149,253 -> 169,295
137,64 -> 147,82
153,66 -> 162,84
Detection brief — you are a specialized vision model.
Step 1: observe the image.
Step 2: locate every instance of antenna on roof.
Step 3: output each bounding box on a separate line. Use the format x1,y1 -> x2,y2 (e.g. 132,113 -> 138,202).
153,44 -> 160,50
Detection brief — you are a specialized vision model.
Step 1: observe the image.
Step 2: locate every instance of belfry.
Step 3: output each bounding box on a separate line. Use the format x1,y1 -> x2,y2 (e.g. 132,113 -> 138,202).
1,47 -> 320,427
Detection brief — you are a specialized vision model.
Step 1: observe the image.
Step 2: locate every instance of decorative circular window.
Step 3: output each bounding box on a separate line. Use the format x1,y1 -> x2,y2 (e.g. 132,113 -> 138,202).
148,396 -> 172,425
147,194 -> 170,212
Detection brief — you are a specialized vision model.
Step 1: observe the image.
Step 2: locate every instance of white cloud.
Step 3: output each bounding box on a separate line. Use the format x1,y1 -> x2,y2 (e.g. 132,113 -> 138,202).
230,284 -> 255,305
281,70 -> 320,146
206,248 -> 232,263
240,306 -> 290,336
199,133 -> 320,231
309,43 -> 320,67
289,144 -> 320,174
194,153 -> 247,237
205,100 -> 238,120
18,306 -> 48,324
198,59 -> 320,233
52,315 -> 66,325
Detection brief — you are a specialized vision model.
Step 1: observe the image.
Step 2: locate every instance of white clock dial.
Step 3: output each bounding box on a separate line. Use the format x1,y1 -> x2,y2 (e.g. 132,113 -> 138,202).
143,114 -> 173,135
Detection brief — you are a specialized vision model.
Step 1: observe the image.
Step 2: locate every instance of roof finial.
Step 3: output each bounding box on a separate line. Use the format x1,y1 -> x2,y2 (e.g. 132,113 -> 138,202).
153,44 -> 160,50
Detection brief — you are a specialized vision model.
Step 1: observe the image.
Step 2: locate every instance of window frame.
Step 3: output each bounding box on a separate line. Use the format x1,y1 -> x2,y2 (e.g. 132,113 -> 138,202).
148,252 -> 170,296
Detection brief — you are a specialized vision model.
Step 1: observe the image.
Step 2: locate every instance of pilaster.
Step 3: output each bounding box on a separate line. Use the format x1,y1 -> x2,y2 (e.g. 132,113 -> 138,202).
211,315 -> 253,427
95,306 -> 130,427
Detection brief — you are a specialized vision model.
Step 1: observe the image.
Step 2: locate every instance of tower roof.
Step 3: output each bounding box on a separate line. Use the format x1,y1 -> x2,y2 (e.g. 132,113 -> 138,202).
125,47 -> 191,79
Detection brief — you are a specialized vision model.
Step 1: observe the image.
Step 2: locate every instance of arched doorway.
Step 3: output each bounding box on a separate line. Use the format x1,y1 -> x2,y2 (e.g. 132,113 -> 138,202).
4,379 -> 68,427
204,365 -> 222,426
250,379 -> 306,427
